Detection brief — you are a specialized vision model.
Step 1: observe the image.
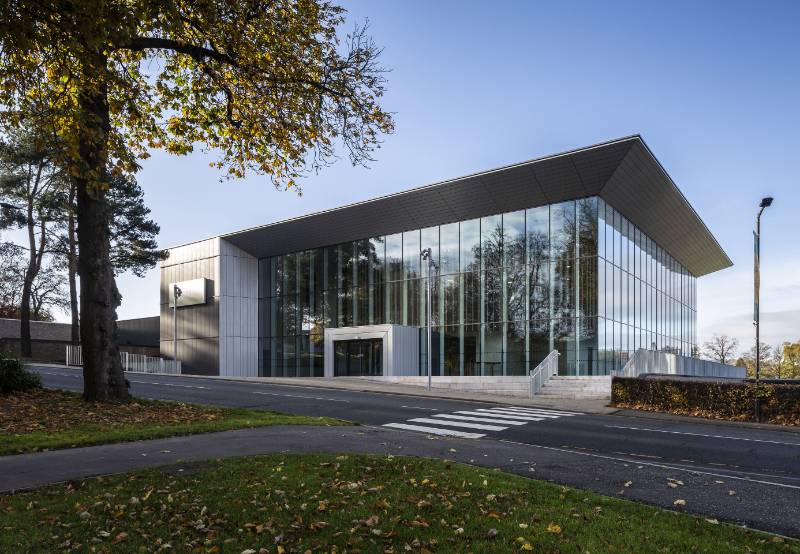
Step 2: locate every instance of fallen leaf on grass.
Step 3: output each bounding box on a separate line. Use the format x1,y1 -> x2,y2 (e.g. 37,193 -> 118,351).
547,522 -> 562,534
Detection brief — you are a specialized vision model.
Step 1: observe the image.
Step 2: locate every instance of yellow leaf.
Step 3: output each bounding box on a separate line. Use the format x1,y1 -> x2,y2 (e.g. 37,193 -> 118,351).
547,522 -> 562,534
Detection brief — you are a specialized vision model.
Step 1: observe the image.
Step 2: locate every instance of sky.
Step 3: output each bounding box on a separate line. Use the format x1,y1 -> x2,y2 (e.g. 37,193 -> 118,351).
67,1 -> 800,354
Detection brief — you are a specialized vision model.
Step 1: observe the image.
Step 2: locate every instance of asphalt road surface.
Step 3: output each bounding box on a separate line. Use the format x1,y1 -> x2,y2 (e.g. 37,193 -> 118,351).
27,365 -> 800,538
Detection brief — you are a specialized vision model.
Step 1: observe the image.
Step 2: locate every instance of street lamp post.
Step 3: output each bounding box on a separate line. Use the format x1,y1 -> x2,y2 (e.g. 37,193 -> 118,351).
754,196 -> 773,421
173,284 -> 182,363
421,248 -> 435,391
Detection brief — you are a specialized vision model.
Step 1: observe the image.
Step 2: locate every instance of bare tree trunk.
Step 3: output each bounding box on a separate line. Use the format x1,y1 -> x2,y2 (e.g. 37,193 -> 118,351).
19,194 -> 42,358
67,184 -> 80,345
19,268 -> 33,357
76,58 -> 128,401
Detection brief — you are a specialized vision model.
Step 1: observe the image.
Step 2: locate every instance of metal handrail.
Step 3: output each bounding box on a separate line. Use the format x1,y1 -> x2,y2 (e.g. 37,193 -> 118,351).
613,351 -> 641,378
529,350 -> 560,398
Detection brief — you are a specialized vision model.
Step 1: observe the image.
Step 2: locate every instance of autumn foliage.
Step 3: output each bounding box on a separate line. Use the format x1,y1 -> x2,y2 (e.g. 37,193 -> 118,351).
612,377 -> 800,426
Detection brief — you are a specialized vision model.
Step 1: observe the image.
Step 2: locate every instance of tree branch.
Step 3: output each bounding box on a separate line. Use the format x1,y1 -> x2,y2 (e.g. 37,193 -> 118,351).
123,36 -> 237,67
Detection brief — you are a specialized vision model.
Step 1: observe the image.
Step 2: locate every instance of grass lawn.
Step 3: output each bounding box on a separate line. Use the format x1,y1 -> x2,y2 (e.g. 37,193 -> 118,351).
0,454 -> 794,553
0,389 -> 346,455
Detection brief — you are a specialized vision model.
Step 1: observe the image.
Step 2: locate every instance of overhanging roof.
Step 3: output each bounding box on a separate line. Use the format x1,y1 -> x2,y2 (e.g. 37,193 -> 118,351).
222,136 -> 732,277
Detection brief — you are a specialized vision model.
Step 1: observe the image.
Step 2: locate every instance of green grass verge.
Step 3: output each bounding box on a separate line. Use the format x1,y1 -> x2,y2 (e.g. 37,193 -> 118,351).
0,454 -> 794,553
0,390 -> 348,456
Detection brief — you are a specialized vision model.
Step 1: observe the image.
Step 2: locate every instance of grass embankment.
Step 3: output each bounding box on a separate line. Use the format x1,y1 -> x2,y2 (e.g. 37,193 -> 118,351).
0,389 -> 346,455
0,454 -> 794,553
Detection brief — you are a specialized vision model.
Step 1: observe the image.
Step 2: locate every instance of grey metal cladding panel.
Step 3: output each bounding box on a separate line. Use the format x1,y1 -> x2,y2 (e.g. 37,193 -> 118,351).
531,157 -> 587,203
477,168 -> 544,214
600,142 -> 731,276
572,141 -> 634,192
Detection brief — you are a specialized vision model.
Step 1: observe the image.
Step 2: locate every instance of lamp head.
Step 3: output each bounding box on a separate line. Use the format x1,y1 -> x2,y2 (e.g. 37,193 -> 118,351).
760,197 -> 774,208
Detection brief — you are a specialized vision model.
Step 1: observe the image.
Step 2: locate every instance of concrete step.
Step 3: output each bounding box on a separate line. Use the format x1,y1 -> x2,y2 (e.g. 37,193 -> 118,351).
536,375 -> 612,399
538,390 -> 610,397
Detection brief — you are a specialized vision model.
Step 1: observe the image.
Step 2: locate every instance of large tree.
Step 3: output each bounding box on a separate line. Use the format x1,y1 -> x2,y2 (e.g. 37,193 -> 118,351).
53,174 -> 162,344
0,1 -> 393,400
0,127 -> 67,356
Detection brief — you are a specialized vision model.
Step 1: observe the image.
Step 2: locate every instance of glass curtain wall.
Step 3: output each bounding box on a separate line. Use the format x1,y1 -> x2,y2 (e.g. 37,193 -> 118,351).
596,198 -> 698,373
257,195 -> 696,377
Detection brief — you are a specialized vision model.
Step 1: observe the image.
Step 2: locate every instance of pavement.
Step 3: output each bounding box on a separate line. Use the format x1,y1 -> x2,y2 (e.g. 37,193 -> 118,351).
132,372 -> 619,414
6,364 -> 800,538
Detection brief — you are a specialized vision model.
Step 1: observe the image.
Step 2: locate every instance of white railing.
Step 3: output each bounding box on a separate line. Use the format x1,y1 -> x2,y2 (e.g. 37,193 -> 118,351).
529,350 -> 560,398
65,345 -> 181,375
122,352 -> 182,375
614,348 -> 745,379
66,344 -> 82,366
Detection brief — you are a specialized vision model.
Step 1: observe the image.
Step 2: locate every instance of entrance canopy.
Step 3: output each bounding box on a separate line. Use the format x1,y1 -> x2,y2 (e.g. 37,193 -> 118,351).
323,325 -> 419,378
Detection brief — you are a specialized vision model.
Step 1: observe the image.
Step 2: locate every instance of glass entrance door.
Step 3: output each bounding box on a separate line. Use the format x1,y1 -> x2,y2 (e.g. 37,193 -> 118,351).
334,339 -> 383,376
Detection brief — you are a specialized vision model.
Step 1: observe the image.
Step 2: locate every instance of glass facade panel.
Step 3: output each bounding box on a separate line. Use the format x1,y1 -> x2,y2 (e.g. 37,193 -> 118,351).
257,196 -> 698,377
439,222 -> 459,276
594,198 -> 697,371
481,214 -> 502,270
460,218 -> 480,272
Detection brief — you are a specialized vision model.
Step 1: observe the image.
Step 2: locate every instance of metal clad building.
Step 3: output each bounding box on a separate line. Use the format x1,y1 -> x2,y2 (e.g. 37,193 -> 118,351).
160,136 -> 731,377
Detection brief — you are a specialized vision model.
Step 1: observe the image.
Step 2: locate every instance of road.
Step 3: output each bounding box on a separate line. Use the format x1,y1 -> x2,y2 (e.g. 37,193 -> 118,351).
28,365 -> 800,537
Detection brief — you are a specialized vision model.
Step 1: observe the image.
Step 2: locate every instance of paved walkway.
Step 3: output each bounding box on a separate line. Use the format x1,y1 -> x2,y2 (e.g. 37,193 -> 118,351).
158,373 -> 618,414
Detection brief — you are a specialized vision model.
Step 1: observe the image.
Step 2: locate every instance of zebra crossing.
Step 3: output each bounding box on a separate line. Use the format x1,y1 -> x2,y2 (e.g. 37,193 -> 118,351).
382,405 -> 582,439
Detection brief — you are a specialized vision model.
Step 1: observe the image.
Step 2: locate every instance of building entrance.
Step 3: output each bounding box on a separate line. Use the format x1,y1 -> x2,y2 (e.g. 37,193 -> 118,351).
333,338 -> 383,377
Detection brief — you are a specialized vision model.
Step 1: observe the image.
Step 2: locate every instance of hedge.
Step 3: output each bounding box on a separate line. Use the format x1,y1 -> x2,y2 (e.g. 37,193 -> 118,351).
611,377 -> 800,426
0,354 -> 41,394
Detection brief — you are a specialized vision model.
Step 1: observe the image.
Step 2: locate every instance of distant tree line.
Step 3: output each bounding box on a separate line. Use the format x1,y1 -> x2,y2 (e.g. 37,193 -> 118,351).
702,333 -> 800,379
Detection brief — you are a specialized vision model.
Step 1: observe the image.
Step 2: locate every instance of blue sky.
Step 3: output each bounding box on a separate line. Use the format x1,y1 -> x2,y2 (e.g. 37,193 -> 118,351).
109,0 -> 799,352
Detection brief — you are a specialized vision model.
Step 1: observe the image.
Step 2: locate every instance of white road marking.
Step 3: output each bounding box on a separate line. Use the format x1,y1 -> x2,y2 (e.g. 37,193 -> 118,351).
495,408 -> 572,419
604,425 -> 800,447
498,439 -> 800,491
383,423 -> 485,439
251,391 -> 349,402
408,418 -> 507,432
127,380 -> 208,390
433,414 -> 528,425
507,406 -> 583,416
401,405 -> 439,411
477,408 -> 560,419
455,410 -> 543,421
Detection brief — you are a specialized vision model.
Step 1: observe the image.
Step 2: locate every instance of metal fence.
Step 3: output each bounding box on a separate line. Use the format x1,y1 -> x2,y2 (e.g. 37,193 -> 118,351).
530,350 -> 560,397
615,348 -> 745,379
65,345 -> 181,375
66,344 -> 82,367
